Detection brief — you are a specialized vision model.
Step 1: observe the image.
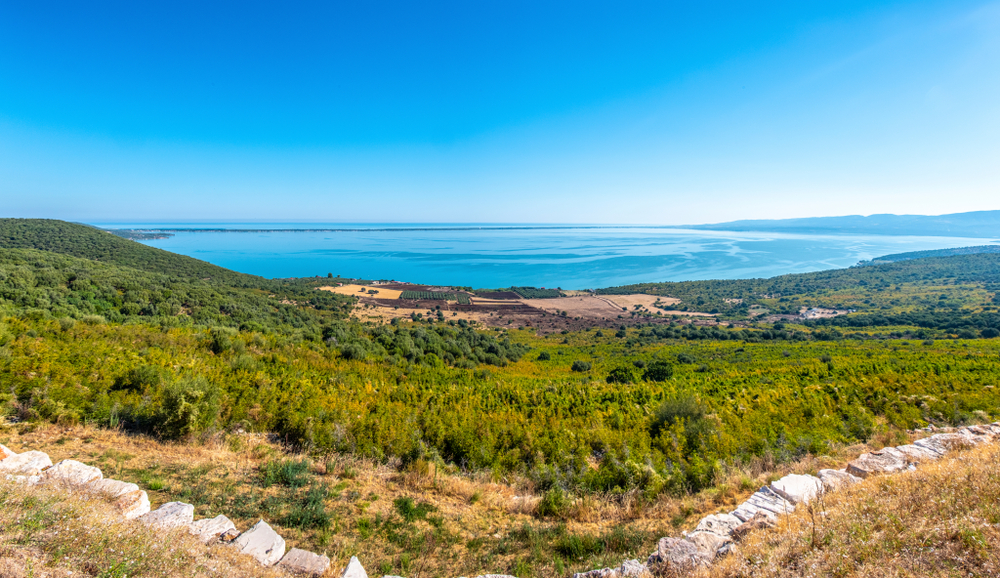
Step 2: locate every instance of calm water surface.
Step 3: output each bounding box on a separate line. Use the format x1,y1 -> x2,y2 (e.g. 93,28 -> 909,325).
97,223 -> 998,289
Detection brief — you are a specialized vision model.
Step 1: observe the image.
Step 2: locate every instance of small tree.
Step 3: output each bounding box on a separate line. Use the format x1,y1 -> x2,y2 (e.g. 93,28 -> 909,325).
643,360 -> 674,382
571,360 -> 592,372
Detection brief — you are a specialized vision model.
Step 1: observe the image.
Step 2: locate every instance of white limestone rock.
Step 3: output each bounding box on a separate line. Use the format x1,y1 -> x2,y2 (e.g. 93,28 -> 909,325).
278,548 -> 331,575
818,469 -> 860,493
5,474 -> 41,484
686,530 -> 730,559
140,501 -> 194,529
118,490 -> 151,520
647,537 -> 711,571
770,474 -> 823,505
693,513 -> 742,537
893,444 -> 940,462
846,449 -> 908,478
341,556 -> 369,578
40,459 -> 102,486
0,450 -> 52,476
190,515 -> 237,543
0,444 -> 15,461
235,519 -> 286,566
90,478 -> 140,498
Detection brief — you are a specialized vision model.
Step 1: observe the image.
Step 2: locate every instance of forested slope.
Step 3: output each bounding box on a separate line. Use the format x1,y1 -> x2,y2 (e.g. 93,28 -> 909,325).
0,219 -> 257,285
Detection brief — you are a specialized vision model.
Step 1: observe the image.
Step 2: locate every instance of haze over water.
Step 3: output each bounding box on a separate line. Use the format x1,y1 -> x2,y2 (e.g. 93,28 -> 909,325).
98,224 -> 999,289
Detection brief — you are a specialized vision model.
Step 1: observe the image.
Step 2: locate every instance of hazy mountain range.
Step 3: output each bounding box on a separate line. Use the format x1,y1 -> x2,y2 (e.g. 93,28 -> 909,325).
682,210 -> 1000,238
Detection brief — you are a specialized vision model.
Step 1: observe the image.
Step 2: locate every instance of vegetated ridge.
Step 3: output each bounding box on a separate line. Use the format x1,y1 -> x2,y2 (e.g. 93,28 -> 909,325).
2,218 -> 1000,577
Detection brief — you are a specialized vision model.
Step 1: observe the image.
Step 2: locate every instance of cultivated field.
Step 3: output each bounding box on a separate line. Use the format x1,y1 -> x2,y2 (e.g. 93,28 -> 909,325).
318,284 -> 403,299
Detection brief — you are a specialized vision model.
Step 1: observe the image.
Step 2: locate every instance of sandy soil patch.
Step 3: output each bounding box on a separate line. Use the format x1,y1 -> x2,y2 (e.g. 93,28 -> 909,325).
601,294 -> 680,311
521,296 -> 623,318
351,303 -> 492,325
318,284 -> 403,299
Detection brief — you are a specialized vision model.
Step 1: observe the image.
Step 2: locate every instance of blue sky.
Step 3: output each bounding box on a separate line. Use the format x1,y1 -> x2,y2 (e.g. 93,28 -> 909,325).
1,0 -> 998,224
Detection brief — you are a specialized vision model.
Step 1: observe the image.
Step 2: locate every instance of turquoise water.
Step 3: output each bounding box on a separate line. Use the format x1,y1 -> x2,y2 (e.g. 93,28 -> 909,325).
100,223 -> 998,289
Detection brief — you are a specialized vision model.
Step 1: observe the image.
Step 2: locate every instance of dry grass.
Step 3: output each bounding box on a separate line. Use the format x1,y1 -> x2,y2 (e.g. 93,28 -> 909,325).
1,421 -> 962,578
0,478 -> 293,578
318,285 -> 404,299
706,442 -> 1000,578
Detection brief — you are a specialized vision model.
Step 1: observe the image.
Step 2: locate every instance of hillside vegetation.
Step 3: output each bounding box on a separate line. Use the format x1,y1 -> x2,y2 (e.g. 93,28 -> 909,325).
2,219 -> 1000,576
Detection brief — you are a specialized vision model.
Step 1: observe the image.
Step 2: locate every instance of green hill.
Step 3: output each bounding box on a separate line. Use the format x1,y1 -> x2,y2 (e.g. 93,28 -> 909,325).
0,219 -> 258,285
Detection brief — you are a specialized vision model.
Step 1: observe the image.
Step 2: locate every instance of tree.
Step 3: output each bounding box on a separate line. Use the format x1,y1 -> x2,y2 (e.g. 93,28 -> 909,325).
606,365 -> 638,384
571,360 -> 591,372
643,360 -> 674,382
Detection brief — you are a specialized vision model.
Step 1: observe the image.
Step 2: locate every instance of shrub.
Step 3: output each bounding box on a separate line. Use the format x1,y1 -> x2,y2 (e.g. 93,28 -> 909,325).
156,376 -> 220,439
537,351 -> 551,361
606,365 -> 638,384
571,360 -> 592,372
208,326 -> 237,354
262,459 -> 312,488
982,328 -> 1000,339
536,487 -> 570,518
642,360 -> 674,382
676,352 -> 696,364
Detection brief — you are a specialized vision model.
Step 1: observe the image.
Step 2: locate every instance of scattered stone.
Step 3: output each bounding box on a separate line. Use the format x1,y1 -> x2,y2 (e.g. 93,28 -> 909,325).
845,449 -> 908,478
40,459 -> 102,486
0,450 -> 52,476
686,531 -> 729,559
278,548 -> 331,575
117,489 -> 151,520
235,519 -> 286,566
0,444 -> 15,461
190,515 -> 237,543
141,501 -> 194,529
731,511 -> 776,541
342,556 -> 369,578
5,474 -> 41,484
743,486 -> 795,517
893,444 -> 940,462
220,528 -> 241,542
694,513 -> 742,537
770,473 -> 823,505
964,424 -> 999,437
818,469 -> 860,493
90,478 -> 140,498
572,569 -> 614,578
615,559 -> 650,578
646,537 -> 711,572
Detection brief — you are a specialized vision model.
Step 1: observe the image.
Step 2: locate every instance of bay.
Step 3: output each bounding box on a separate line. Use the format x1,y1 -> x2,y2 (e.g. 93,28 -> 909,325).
96,223 -> 999,289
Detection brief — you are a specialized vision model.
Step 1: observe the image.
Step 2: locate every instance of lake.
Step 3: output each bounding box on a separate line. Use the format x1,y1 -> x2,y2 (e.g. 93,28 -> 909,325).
97,223 -> 999,289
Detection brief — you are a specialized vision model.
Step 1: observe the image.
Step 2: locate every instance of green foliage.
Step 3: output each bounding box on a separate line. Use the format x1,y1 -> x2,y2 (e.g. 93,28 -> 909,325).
606,365 -> 638,384
642,360 -> 674,382
571,360 -> 592,372
393,497 -> 437,522
536,351 -> 551,361
261,459 -> 312,488
400,291 -> 456,300
536,487 -> 570,518
510,287 -> 564,299
156,376 -> 220,439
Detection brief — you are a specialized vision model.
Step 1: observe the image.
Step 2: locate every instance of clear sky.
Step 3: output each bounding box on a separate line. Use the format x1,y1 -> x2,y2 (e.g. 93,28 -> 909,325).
1,0 -> 998,224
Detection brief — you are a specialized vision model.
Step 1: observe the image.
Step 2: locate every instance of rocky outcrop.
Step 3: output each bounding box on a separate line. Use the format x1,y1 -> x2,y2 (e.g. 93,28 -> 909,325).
341,556 -> 369,578
817,469 -> 860,492
235,519 -> 286,566
846,449 -> 909,478
278,547 -> 331,575
731,511 -> 776,541
647,537 -> 712,572
141,501 -> 196,529
189,515 -> 237,544
0,450 -> 52,476
769,473 -> 823,505
40,459 -> 103,486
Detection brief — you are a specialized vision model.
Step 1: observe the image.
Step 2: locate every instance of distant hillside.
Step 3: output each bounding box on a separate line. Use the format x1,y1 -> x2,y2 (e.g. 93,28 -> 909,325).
861,244 -> 1000,265
0,219 -> 257,285
681,210 -> 1000,238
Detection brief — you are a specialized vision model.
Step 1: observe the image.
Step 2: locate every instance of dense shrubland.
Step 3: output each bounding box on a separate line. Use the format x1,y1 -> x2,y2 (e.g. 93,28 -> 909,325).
2,219 -> 1000,502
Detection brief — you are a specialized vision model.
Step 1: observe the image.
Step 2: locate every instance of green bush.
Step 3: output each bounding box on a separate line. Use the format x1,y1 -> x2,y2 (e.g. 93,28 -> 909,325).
536,487 -> 570,518
261,459 -> 312,488
606,365 -> 638,384
156,376 -> 220,439
571,360 -> 592,372
642,360 -> 674,382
